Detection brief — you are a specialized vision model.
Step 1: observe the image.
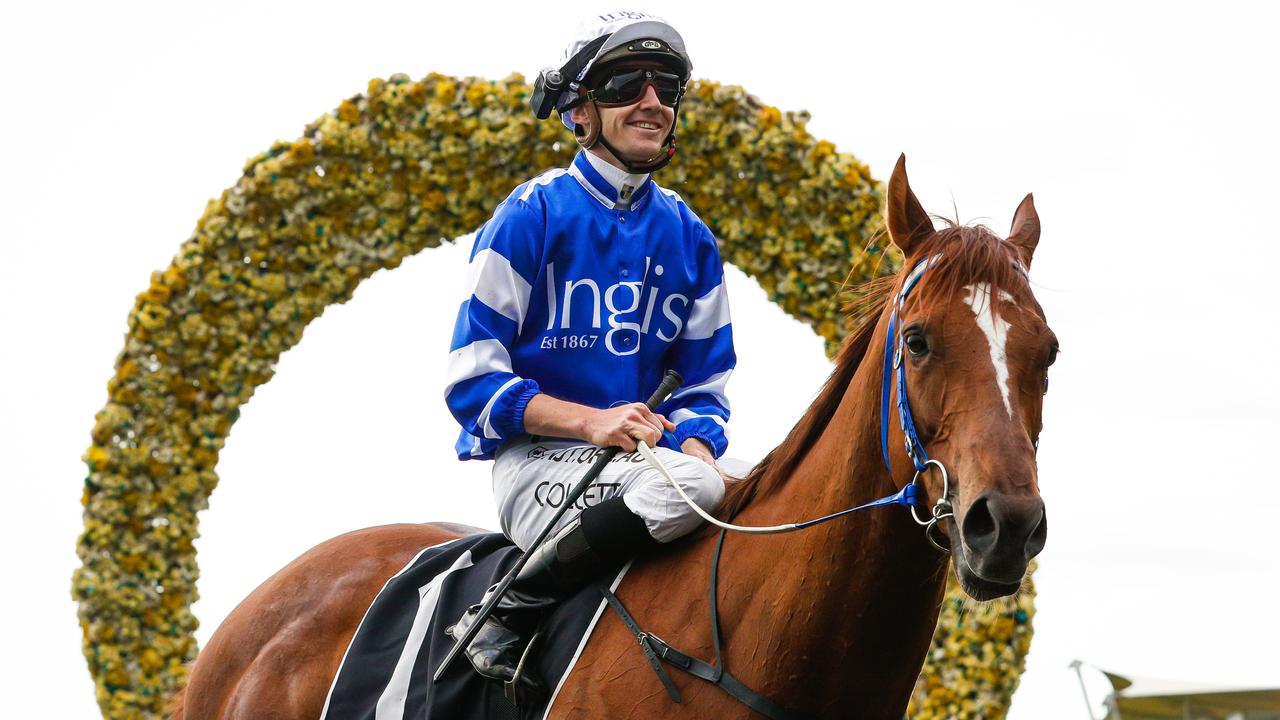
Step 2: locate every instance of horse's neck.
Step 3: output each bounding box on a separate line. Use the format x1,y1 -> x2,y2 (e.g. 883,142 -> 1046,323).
721,334 -> 948,714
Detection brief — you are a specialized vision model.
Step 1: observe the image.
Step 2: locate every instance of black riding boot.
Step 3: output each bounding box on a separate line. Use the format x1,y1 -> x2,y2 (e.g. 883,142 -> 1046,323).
446,497 -> 658,698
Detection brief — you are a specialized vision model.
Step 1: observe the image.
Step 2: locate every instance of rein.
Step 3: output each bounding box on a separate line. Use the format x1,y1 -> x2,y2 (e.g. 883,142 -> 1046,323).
604,257 -> 955,718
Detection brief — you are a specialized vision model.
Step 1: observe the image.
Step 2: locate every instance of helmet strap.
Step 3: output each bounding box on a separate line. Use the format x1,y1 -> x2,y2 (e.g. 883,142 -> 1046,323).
573,100 -> 603,152
574,97 -> 681,174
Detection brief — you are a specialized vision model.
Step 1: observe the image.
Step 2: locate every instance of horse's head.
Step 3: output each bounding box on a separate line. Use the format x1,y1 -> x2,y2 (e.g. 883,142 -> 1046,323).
883,155 -> 1056,601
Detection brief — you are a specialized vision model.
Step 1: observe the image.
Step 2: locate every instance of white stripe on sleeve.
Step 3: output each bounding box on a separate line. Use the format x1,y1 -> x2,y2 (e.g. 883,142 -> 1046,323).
668,368 -> 732,411
468,248 -> 532,330
670,409 -> 731,440
444,339 -> 513,397
682,282 -> 731,340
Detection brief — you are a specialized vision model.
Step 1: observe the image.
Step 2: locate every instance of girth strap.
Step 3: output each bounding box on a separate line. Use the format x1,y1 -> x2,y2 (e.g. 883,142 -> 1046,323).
601,588 -> 813,720
600,588 -> 684,703
598,530 -> 814,720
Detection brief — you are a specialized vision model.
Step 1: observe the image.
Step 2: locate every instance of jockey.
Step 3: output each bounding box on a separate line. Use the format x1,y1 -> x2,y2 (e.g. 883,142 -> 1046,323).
443,11 -> 736,693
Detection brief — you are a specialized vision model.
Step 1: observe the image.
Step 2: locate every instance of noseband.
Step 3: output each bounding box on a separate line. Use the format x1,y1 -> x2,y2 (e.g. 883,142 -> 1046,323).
880,255 -> 954,551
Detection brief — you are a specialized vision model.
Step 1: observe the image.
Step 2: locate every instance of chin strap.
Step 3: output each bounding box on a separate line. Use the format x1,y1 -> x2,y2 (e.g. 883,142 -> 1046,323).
572,96 -> 682,173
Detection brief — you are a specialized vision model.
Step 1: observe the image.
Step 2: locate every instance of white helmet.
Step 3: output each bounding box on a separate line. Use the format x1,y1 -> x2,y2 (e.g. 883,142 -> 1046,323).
529,11 -> 693,172
558,11 -> 692,88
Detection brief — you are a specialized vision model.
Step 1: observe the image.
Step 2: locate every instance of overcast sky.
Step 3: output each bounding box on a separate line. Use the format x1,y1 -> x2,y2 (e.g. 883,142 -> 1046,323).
2,1 -> 1277,718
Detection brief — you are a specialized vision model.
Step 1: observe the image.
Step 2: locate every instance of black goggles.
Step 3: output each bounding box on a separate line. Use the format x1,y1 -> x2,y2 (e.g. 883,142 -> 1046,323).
586,68 -> 685,108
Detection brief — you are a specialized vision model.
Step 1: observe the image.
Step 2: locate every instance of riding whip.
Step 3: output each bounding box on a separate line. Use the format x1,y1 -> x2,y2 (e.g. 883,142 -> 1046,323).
433,369 -> 684,683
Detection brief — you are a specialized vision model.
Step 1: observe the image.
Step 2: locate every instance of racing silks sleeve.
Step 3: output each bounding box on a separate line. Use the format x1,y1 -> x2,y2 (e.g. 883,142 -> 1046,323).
658,227 -> 736,458
444,198 -> 543,459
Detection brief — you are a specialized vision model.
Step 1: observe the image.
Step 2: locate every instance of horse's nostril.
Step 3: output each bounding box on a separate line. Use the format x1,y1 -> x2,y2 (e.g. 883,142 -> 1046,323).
1025,509 -> 1048,559
962,496 -> 997,554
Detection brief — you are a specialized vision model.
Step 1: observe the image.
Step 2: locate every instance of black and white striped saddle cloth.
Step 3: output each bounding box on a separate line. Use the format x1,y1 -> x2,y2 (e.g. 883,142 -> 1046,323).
319,532 -> 624,720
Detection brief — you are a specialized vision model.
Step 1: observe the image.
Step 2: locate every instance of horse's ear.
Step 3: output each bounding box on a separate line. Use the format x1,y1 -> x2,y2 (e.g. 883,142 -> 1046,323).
886,154 -> 934,257
1007,193 -> 1040,269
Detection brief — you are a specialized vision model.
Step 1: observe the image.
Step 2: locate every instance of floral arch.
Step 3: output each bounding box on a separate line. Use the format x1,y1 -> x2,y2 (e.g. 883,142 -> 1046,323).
73,73 -> 1035,719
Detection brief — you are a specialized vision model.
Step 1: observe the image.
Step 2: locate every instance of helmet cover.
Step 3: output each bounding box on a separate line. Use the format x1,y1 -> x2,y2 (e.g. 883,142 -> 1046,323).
551,11 -> 692,130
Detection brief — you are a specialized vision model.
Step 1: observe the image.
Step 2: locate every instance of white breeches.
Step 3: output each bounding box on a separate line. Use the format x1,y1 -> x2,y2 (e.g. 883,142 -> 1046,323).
492,437 -> 726,550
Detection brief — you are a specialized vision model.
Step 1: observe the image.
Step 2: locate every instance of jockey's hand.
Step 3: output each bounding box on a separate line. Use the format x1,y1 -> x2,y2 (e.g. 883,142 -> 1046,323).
583,403 -> 675,452
681,437 -> 732,489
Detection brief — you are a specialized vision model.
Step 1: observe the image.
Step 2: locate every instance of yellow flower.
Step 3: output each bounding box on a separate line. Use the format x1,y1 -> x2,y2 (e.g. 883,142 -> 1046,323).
337,99 -> 361,124
434,79 -> 458,104
139,649 -> 164,673
758,105 -> 782,129
85,445 -> 110,470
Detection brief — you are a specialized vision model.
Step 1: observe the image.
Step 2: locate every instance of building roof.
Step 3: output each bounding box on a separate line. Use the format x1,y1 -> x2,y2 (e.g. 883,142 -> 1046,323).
1104,670 -> 1280,719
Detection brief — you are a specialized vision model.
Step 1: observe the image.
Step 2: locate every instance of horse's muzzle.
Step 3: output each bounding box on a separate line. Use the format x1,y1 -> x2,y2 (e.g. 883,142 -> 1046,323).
958,492 -> 1047,585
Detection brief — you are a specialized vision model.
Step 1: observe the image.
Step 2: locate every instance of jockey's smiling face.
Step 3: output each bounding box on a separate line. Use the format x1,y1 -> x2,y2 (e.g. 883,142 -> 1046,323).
570,62 -> 676,168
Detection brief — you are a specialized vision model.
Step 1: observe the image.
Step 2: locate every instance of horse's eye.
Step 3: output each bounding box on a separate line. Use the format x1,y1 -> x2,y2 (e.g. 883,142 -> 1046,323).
904,333 -> 929,357
1046,342 -> 1060,367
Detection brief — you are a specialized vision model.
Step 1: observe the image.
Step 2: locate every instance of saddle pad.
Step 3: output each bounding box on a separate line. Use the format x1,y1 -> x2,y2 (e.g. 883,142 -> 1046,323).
320,532 -> 625,720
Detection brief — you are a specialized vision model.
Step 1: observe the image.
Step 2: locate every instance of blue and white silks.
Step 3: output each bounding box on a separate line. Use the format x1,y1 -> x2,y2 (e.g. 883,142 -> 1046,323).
445,151 -> 735,461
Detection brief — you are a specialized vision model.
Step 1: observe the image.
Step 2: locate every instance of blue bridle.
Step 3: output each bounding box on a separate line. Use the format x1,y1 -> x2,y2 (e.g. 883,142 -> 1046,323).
872,254 -> 956,550
784,255 -> 957,548
880,255 -> 942,476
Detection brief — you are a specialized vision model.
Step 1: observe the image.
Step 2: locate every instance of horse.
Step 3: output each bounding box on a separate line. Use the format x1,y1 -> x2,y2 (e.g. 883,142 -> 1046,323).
170,155 -> 1055,719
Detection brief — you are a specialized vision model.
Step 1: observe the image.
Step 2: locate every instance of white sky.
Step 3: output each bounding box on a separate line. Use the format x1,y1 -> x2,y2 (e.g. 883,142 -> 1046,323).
2,1 -> 1277,718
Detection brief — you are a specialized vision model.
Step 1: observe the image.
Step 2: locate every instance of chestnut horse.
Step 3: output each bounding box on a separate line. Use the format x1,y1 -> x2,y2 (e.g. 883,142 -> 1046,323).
172,156 -> 1055,719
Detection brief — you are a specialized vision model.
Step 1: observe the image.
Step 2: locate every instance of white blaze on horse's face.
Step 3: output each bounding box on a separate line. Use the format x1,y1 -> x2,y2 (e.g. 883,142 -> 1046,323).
962,283 -> 1016,419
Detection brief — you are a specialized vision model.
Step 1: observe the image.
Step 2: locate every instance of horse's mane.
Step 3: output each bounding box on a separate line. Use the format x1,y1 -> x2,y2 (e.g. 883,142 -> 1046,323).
719,222 -> 1025,519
